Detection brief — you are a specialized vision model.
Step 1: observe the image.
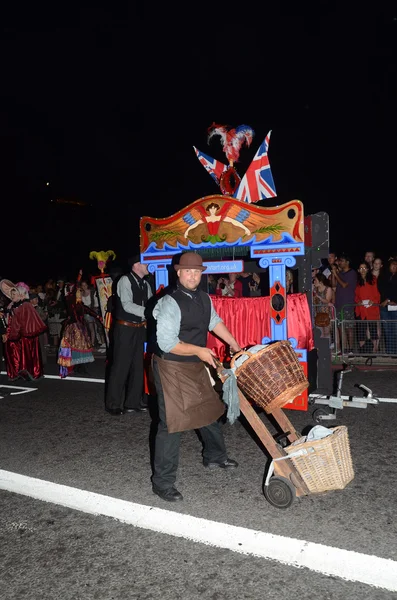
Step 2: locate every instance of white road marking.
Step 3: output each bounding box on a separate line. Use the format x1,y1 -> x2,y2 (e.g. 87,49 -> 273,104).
43,374 -> 106,383
0,385 -> 38,396
0,469 -> 396,592
4,371 -> 397,406
0,371 -> 105,383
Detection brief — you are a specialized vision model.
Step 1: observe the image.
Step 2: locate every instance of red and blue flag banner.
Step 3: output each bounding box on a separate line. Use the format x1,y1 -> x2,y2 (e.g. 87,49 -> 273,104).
193,146 -> 227,186
233,131 -> 277,203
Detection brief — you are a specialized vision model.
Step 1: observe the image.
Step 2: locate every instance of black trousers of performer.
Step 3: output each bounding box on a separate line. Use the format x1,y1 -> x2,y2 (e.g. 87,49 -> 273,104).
151,358 -> 227,491
105,323 -> 146,410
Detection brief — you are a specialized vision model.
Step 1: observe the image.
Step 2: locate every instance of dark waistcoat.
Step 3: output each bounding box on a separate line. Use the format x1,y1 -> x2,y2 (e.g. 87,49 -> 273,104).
115,273 -> 148,323
161,288 -> 211,363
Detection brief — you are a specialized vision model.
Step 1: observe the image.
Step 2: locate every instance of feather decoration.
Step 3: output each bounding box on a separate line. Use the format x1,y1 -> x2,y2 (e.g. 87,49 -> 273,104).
207,123 -> 255,165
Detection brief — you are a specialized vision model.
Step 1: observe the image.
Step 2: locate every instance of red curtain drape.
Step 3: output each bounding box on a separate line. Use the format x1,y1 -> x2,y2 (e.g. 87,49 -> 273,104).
207,293 -> 314,361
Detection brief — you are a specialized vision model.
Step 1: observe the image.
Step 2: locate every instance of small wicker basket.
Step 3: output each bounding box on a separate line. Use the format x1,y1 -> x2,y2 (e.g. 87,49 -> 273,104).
284,425 -> 354,494
230,340 -> 309,414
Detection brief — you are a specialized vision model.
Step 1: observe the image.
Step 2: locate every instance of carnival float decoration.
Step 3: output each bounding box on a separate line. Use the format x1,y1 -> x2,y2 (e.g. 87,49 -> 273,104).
139,123 -> 312,410
89,249 -> 116,345
89,249 -> 116,274
194,124 -> 277,202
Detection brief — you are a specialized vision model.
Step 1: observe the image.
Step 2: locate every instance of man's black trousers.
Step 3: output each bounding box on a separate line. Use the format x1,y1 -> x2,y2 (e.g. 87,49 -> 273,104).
151,357 -> 227,490
106,322 -> 146,410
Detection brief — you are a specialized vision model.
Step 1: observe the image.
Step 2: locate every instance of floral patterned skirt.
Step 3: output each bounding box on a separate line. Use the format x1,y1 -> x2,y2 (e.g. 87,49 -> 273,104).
58,321 -> 94,377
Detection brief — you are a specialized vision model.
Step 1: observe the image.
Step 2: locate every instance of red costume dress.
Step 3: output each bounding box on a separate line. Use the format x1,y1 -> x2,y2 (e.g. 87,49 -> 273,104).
5,300 -> 47,380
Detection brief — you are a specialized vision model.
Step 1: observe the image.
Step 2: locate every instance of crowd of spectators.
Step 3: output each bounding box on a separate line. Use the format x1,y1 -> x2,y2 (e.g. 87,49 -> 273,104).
3,251 -> 397,368
206,271 -> 266,297
313,251 -> 397,355
0,276 -> 105,357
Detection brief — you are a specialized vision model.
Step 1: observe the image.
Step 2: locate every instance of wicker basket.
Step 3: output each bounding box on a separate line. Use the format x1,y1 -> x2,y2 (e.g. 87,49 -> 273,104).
284,426 -> 354,494
230,340 -> 309,413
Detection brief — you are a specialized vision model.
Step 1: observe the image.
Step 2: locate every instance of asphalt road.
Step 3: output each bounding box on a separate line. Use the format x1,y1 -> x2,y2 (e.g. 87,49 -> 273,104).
1,355 -> 397,599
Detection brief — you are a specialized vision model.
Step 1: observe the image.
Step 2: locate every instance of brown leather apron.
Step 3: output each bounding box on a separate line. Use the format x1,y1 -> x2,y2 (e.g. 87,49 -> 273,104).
154,355 -> 225,433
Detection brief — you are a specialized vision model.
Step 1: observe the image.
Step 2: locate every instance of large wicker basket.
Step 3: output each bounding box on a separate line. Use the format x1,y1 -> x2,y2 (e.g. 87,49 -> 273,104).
230,340 -> 309,414
284,426 -> 354,494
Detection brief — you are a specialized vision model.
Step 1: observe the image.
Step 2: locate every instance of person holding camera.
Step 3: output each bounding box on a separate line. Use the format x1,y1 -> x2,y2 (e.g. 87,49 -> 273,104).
216,273 -> 242,298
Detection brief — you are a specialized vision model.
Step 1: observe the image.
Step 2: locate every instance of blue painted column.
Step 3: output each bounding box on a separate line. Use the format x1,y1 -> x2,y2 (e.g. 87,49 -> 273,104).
148,263 -> 169,292
259,256 -> 296,344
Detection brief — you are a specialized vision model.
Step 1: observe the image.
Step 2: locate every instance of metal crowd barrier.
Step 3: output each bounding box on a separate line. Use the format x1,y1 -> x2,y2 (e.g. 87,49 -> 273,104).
313,302 -> 397,363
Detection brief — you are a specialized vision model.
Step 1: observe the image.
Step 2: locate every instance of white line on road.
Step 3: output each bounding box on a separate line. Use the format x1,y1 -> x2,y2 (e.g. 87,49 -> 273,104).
0,469 -> 396,592
0,385 -> 38,396
0,371 -> 105,383
43,374 -> 106,383
3,371 -> 397,404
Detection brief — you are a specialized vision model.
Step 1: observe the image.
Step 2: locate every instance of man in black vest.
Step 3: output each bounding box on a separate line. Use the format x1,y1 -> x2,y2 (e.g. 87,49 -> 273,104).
151,252 -> 241,502
105,254 -> 153,415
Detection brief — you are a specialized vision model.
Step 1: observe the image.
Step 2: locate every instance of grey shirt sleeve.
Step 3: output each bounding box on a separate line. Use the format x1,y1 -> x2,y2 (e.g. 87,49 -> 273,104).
117,275 -> 148,318
153,295 -> 181,353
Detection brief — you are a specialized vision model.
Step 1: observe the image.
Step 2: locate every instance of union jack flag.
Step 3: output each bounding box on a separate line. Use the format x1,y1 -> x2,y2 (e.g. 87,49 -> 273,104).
233,131 -> 277,203
193,146 -> 227,185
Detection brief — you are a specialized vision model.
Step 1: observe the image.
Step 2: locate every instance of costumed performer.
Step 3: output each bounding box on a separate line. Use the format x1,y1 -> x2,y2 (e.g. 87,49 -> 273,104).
0,279 -> 47,381
105,254 -> 153,415
151,252 -> 242,503
57,284 -> 103,378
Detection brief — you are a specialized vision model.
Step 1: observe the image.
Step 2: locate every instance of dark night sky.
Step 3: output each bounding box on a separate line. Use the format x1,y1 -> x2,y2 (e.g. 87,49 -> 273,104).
1,6 -> 396,282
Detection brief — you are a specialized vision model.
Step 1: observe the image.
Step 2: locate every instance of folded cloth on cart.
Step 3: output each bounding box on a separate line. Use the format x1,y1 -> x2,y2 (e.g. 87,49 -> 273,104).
231,344 -> 269,372
289,425 -> 333,447
220,369 -> 240,425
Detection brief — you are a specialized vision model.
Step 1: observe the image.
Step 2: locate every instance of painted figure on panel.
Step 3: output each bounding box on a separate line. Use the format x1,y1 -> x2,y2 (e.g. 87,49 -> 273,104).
184,202 -> 251,243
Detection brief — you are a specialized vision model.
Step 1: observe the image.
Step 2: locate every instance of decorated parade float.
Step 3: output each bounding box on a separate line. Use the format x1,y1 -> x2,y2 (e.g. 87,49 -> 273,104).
140,124 -> 314,410
136,123 -> 356,508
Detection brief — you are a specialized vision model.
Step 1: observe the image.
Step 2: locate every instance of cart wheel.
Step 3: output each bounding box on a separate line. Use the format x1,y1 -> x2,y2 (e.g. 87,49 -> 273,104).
312,408 -> 330,424
264,476 -> 295,509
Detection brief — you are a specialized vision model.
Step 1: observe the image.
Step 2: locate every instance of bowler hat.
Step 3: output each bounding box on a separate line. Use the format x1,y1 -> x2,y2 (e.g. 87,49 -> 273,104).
174,252 -> 206,272
128,254 -> 141,268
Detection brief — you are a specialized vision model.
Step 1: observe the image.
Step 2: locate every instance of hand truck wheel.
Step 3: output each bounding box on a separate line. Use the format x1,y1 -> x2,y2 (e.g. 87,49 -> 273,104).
312,407 -> 331,424
264,476 -> 296,509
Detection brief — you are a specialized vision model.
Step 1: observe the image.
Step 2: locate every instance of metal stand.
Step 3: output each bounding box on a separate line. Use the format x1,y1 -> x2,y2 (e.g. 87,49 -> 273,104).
309,367 -> 380,423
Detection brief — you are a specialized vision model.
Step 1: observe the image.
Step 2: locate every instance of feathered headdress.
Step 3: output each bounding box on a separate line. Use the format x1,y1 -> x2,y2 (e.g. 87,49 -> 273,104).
16,282 -> 30,300
207,123 -> 254,166
89,250 -> 116,274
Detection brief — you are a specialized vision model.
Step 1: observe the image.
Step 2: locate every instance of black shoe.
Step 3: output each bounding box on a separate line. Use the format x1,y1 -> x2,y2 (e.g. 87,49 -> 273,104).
203,458 -> 239,470
152,486 -> 183,502
106,408 -> 124,416
124,407 -> 148,413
